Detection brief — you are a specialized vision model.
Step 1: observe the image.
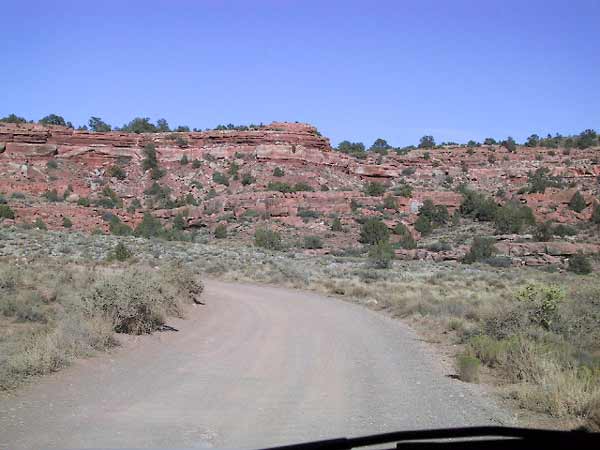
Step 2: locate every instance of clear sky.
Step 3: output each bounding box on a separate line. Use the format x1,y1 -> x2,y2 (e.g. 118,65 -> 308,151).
1,0 -> 598,147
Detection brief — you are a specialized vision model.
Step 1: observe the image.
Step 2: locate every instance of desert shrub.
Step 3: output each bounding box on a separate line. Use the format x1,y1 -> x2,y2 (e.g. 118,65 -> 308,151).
267,181 -> 292,193
292,182 -> 313,192
254,228 -> 282,250
401,167 -> 416,176
516,283 -> 565,330
463,236 -> 496,264
364,181 -> 386,196
77,197 -> 90,207
590,203 -> 600,225
33,218 -> 47,230
81,269 -> 182,334
427,241 -> 452,252
494,202 -> 535,234
107,242 -> 133,261
419,199 -> 448,226
553,224 -> 577,236
175,136 -> 188,147
414,215 -> 432,235
568,253 -> 592,275
142,143 -> 159,171
214,224 -> 227,239
359,218 -> 389,244
179,154 -> 189,165
460,190 -> 498,221
108,216 -> 133,236
134,213 -> 164,238
46,159 -> 58,169
241,173 -> 256,185
150,167 -> 165,180
393,222 -> 417,249
303,235 -> 323,249
383,195 -> 397,210
43,189 -> 61,202
191,159 -> 202,168
569,191 -> 586,213
107,165 -> 126,180
229,162 -> 239,177
527,167 -> 563,193
62,217 -> 73,228
394,183 -> 413,198
368,241 -> 394,269
273,167 -> 285,177
0,205 -> 15,219
534,221 -> 553,242
330,217 -> 343,232
297,208 -> 320,220
457,353 -> 480,382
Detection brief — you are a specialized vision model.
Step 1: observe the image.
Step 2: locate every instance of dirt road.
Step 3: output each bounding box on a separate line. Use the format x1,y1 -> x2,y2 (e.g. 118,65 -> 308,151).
0,281 -> 508,449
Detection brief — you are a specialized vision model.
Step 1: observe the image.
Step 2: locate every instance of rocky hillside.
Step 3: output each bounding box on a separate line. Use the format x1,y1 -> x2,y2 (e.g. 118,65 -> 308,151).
1,121 -> 599,266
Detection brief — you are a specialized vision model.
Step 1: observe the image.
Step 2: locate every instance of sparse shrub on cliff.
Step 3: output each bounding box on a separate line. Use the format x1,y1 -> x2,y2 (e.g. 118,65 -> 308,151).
331,217 -> 343,232
569,191 -> 586,213
191,159 -> 202,168
269,182 -> 292,193
293,182 -> 313,192
534,221 -> 553,242
121,117 -> 158,133
0,205 -> 15,220
568,253 -> 592,275
88,116 -> 111,132
108,216 -> 133,236
591,203 -> 600,226
298,208 -> 321,221
33,218 -> 47,230
336,141 -> 366,159
241,173 -> 256,186
359,218 -> 389,245
394,182 -> 413,198
364,181 -> 386,196
368,241 -> 394,269
229,162 -> 240,177
180,154 -> 189,165
175,136 -> 188,147
303,235 -> 323,249
77,197 -> 90,207
463,236 -> 496,264
460,189 -> 498,221
369,138 -> 391,155
212,171 -> 230,186
255,228 -> 283,250
502,136 -> 517,152
414,215 -> 432,235
0,113 -> 27,124
418,135 -> 435,149
419,199 -> 449,226
494,202 -> 535,234
39,114 -> 67,127
383,195 -> 397,210
553,224 -> 577,236
46,159 -> 58,169
135,213 -> 164,239
273,167 -> 285,177
62,217 -> 73,228
43,189 -> 61,202
107,165 -> 126,180
214,224 -> 227,239
142,143 -> 159,170
526,167 -> 563,193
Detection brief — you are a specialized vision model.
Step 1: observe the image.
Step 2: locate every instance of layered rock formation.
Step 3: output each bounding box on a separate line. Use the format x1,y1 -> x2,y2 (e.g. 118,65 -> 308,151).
1,121 -> 598,266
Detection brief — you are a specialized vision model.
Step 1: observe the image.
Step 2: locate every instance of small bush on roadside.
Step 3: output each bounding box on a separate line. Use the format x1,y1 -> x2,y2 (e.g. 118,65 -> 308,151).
457,354 -> 480,382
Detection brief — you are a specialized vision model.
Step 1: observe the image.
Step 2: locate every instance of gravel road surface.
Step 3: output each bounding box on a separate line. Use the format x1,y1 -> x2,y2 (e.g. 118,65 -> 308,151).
0,280 -> 509,449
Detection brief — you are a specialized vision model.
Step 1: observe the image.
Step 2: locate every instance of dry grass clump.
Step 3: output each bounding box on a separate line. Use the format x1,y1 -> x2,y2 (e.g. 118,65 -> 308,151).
0,258 -> 203,390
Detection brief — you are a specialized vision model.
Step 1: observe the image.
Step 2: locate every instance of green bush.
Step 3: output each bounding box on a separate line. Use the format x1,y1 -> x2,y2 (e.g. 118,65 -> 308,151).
142,143 -> 159,171
568,253 -> 592,275
303,235 -> 323,249
568,191 -> 586,213
46,160 -> 58,169
368,241 -> 394,269
383,195 -> 397,210
254,228 -> 282,250
134,213 -> 164,238
457,354 -> 480,382
359,218 -> 389,244
364,181 -> 386,196
108,242 -> 133,261
393,222 -> 416,249
460,190 -> 498,221
33,218 -> 47,230
516,283 -> 565,329
527,167 -> 563,193
0,205 -> 15,219
273,167 -> 285,177
77,197 -> 90,207
297,208 -> 320,220
463,236 -> 496,264
241,173 -> 256,186
214,224 -> 227,239
330,217 -> 343,232
180,154 -> 189,165
62,217 -> 73,228
590,203 -> 600,225
553,224 -> 577,237
107,165 -> 126,180
212,172 -> 229,186
43,189 -> 61,202
191,159 -> 202,168
534,221 -> 553,242
419,199 -> 448,226
394,183 -> 413,198
494,202 -> 535,234
108,216 -> 133,236
414,215 -> 432,235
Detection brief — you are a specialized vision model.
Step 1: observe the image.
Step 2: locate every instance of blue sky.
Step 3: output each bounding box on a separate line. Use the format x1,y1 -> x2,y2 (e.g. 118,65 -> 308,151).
1,0 -> 598,146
